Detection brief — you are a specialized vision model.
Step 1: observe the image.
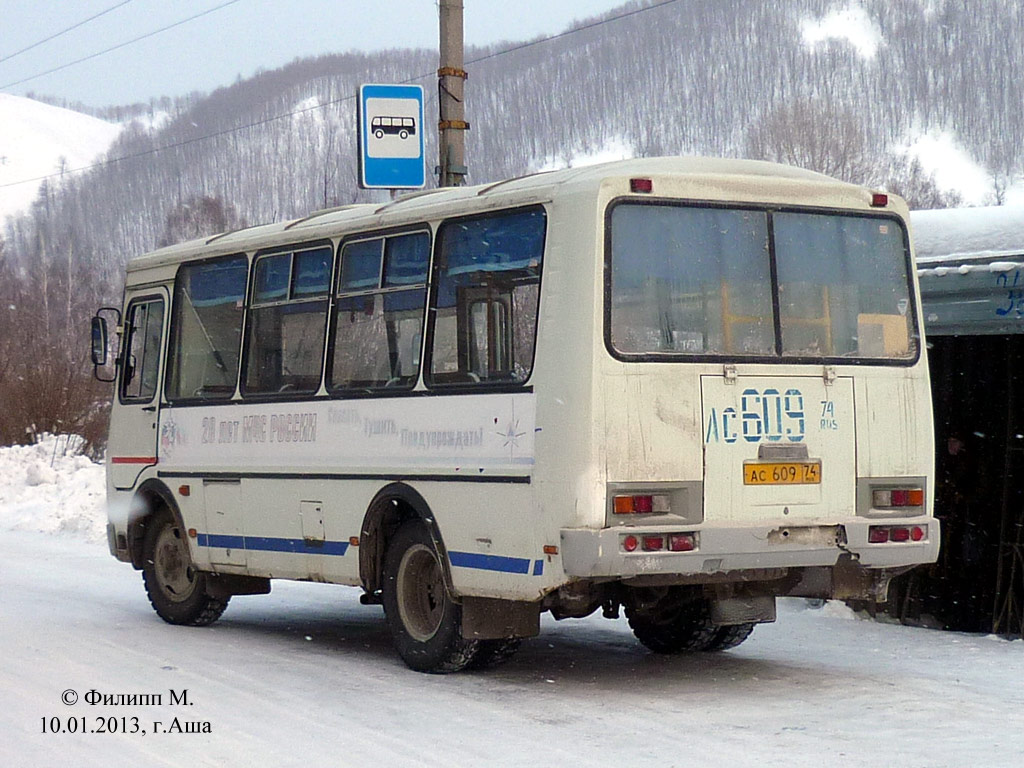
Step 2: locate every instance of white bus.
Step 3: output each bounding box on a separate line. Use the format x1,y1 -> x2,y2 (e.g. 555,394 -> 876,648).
93,157 -> 938,672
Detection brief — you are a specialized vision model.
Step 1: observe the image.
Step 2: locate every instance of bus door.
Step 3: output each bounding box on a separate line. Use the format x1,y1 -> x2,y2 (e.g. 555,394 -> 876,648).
701,374 -> 856,523
109,289 -> 168,489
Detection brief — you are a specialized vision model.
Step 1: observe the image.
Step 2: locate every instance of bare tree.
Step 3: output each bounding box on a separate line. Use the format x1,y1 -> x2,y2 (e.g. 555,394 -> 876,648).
744,98 -> 878,184
158,195 -> 247,248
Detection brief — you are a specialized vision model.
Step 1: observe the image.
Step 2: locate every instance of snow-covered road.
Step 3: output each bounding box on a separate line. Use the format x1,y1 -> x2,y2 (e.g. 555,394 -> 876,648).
2,531 -> 1022,768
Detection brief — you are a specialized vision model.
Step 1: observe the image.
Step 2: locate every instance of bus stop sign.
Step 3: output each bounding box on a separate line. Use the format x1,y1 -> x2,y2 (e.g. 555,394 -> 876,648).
358,84 -> 426,189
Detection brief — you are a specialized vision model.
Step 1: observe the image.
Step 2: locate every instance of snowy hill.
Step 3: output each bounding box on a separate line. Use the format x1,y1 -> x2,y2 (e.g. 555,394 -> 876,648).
0,93 -> 122,222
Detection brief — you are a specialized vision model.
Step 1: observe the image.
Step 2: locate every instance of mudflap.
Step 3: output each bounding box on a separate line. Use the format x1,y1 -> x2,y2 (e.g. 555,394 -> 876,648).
461,597 -> 541,640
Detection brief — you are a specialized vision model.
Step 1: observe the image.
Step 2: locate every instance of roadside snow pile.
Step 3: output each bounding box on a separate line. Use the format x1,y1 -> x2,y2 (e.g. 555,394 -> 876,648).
0,435 -> 106,542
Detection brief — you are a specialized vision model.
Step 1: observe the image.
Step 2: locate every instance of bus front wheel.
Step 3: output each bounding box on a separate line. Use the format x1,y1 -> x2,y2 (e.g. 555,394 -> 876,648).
382,520 -> 479,673
141,510 -> 229,626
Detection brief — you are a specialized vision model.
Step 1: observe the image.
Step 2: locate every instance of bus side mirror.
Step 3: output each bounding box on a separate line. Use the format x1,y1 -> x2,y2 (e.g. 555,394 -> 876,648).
91,307 -> 121,383
91,316 -> 108,366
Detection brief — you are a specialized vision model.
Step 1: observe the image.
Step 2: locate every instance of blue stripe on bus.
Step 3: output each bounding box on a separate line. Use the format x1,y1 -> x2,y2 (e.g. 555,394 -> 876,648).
196,533 -> 349,556
194,536 -> 539,573
448,551 -> 536,575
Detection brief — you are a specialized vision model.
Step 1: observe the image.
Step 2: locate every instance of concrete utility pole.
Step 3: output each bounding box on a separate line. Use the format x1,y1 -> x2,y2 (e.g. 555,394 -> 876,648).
437,0 -> 468,187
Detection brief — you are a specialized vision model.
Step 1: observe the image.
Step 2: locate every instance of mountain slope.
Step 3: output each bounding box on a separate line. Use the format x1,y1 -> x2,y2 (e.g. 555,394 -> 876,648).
5,0 -> 1024,276
0,93 -> 122,222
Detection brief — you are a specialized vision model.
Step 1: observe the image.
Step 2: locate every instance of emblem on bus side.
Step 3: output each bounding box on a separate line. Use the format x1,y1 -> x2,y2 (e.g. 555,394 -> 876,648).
160,413 -> 185,454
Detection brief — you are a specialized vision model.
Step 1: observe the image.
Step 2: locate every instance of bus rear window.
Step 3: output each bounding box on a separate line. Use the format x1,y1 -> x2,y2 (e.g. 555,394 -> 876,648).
608,203 -> 917,362
609,205 -> 774,356
773,212 -> 914,359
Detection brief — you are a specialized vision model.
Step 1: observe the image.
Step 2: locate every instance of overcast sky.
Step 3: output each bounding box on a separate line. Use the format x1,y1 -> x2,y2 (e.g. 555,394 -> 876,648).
0,0 -> 627,107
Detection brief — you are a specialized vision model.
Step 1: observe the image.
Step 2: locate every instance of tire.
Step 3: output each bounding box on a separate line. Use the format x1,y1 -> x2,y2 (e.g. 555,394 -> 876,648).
625,590 -> 718,654
141,510 -> 229,626
703,623 -> 755,652
467,638 -> 522,670
382,521 -> 479,673
399,130 -> 409,140
374,129 -> 384,139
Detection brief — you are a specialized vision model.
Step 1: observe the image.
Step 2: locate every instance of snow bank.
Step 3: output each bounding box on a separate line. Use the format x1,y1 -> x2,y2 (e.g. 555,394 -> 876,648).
0,435 -> 106,542
800,3 -> 882,60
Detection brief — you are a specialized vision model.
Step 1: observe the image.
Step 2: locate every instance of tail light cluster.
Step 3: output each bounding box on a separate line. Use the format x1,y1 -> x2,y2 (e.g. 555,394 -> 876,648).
872,488 -> 924,509
621,532 -> 697,553
613,494 -> 671,515
868,525 -> 927,544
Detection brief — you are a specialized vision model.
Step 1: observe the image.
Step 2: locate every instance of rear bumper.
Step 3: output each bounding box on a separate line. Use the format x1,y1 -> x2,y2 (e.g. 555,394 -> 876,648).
560,518 -> 940,578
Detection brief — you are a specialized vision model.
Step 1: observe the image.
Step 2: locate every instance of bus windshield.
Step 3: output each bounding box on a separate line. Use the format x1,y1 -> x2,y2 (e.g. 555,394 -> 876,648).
608,202 -> 917,361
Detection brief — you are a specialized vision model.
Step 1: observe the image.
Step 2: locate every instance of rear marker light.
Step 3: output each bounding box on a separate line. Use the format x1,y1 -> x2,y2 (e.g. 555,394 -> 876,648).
868,527 -> 889,544
622,535 -> 639,552
630,177 -> 653,193
871,192 -> 889,207
911,526 -> 925,542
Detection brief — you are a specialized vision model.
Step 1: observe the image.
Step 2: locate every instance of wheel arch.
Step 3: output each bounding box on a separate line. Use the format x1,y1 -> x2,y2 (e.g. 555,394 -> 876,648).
127,478 -> 185,570
359,482 -> 454,597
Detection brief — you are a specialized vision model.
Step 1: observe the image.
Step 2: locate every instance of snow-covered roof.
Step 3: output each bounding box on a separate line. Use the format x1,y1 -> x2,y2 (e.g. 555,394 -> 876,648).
912,205 -> 1024,265
911,206 -> 1024,336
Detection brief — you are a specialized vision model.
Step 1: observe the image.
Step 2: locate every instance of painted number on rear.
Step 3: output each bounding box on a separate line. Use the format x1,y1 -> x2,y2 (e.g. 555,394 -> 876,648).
705,388 -> 805,444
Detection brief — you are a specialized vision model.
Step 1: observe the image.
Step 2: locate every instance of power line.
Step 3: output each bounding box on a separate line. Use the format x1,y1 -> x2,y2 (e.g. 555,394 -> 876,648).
0,0 -> 245,91
0,0 -> 135,66
466,0 -> 681,65
0,0 -> 681,192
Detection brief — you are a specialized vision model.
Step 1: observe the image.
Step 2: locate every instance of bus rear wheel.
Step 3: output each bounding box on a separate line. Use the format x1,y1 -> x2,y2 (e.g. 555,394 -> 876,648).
383,520 -> 479,673
141,510 -> 228,626
625,588 -> 718,654
704,622 -> 755,652
468,638 -> 522,669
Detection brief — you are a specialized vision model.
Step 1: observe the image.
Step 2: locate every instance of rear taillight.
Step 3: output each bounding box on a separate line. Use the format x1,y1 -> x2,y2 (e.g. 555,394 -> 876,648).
668,533 -> 696,552
872,488 -> 924,509
869,525 -> 926,544
642,535 -> 664,551
621,531 -> 698,552
613,494 -> 670,515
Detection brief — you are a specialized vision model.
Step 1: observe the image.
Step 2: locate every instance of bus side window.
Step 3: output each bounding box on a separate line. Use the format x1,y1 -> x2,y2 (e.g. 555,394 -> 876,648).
330,231 -> 429,391
429,207 -> 545,386
243,246 -> 331,396
121,298 -> 164,402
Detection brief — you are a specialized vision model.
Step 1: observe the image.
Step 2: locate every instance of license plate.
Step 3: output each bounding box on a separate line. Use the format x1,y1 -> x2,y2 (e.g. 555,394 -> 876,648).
743,461 -> 821,485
